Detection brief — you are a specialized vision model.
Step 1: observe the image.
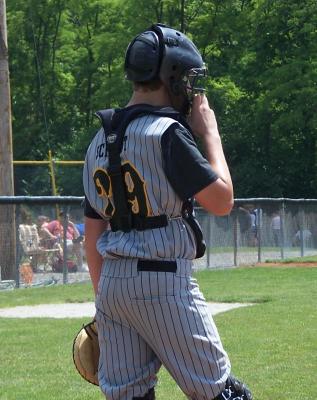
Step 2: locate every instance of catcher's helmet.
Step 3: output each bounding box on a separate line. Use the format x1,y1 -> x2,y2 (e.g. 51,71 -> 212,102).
124,23 -> 206,97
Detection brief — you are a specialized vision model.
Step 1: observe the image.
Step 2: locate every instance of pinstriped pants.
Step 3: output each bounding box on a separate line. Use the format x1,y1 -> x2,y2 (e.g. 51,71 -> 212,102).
95,258 -> 231,400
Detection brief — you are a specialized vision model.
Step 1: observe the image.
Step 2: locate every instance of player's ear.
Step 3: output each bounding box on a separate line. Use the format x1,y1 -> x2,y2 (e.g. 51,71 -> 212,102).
170,79 -> 182,95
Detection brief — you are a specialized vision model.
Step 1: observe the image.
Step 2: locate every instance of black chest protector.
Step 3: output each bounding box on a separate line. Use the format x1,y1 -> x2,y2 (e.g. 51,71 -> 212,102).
95,105 -> 206,258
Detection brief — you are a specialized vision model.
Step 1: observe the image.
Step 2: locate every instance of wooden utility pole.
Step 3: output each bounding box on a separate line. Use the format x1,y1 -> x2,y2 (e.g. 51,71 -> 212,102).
0,0 -> 16,280
180,0 -> 185,32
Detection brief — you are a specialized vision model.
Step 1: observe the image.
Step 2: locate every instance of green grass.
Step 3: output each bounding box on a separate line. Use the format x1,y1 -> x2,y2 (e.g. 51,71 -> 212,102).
0,282 -> 95,309
0,267 -> 316,399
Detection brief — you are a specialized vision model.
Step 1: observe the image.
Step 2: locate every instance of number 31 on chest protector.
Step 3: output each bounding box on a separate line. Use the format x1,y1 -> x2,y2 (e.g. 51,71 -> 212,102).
93,161 -> 152,218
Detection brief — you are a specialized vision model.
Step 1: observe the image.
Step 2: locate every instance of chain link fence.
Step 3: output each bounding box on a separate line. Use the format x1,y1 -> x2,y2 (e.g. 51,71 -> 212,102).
196,198 -> 317,269
0,197 -> 85,290
1,197 -> 317,290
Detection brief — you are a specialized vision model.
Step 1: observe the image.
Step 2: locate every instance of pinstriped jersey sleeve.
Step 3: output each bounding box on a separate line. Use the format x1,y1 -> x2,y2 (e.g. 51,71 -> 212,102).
161,124 -> 219,200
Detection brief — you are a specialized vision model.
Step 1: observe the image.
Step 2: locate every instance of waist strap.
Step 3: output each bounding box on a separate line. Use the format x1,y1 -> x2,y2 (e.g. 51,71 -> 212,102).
110,214 -> 168,232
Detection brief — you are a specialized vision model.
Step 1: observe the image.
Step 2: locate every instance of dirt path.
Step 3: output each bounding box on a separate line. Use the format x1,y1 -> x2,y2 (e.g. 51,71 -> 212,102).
0,302 -> 253,318
256,262 -> 317,268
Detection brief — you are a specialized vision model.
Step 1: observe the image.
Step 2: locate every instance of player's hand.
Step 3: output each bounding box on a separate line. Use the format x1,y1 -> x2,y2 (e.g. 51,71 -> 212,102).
188,94 -> 219,138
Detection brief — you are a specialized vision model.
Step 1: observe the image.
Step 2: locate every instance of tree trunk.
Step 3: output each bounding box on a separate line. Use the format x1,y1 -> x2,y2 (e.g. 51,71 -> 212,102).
0,0 -> 16,280
180,0 -> 185,32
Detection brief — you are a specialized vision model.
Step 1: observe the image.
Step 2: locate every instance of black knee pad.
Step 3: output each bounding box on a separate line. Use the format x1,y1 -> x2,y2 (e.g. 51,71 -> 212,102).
132,387 -> 155,400
215,375 -> 252,400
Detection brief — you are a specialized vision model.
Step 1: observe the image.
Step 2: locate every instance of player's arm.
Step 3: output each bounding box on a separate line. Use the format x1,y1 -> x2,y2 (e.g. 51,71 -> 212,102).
84,199 -> 108,296
189,94 -> 233,216
85,217 -> 108,295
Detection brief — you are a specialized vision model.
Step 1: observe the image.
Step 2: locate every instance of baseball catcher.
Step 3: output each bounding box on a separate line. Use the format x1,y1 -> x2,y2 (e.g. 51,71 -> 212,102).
81,23 -> 253,400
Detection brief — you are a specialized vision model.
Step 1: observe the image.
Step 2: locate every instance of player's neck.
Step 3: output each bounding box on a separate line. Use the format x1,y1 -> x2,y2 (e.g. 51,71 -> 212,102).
126,88 -> 171,108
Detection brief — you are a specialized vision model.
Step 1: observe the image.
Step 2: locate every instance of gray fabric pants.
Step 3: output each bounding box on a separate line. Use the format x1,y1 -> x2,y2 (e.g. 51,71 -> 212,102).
95,258 -> 230,400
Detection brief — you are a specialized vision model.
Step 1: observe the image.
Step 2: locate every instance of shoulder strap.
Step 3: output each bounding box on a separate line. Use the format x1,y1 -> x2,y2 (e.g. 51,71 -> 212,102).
95,108 -> 115,136
95,108 -> 133,232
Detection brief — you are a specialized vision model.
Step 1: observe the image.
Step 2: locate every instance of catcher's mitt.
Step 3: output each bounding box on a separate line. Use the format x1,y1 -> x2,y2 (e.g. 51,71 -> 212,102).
72,320 -> 99,386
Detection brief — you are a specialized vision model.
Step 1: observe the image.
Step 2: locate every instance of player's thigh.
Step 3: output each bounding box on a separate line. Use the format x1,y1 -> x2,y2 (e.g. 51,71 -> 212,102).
96,310 -> 161,398
132,277 -> 229,399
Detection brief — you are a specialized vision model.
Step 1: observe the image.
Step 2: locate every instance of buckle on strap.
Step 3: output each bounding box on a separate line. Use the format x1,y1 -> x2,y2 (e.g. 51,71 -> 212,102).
110,214 -> 133,233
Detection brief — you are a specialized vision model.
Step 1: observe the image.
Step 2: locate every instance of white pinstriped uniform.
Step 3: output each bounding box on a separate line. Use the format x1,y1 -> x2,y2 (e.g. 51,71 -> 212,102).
83,114 -> 231,399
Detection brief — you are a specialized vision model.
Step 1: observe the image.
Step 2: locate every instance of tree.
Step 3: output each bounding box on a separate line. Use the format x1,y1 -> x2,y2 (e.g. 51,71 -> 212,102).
235,0 -> 317,196
6,0 -> 317,197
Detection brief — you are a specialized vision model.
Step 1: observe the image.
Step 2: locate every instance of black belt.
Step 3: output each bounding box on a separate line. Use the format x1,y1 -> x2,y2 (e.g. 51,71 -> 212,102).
137,260 -> 177,273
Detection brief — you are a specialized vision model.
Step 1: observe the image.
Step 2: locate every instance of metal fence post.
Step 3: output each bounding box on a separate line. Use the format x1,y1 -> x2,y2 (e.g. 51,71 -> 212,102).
15,204 -> 21,288
257,207 -> 262,263
206,212 -> 211,268
233,211 -> 238,266
299,208 -> 305,257
280,201 -> 285,259
299,228 -> 304,257
62,210 -> 68,284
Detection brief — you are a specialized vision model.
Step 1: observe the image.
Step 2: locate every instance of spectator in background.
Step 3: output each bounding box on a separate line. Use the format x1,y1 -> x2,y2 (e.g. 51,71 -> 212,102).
234,206 -> 252,247
237,206 -> 252,233
37,215 -> 59,249
247,205 -> 263,247
45,212 -> 80,242
249,206 -> 259,246
293,228 -> 313,248
45,212 -> 87,271
75,222 -> 85,237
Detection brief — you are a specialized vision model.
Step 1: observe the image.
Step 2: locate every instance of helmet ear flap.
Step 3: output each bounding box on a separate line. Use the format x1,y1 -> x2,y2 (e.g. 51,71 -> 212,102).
124,31 -> 161,82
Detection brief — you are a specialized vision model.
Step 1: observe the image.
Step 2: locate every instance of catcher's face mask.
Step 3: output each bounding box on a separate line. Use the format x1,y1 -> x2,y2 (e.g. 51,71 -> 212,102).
174,65 -> 207,115
182,65 -> 207,100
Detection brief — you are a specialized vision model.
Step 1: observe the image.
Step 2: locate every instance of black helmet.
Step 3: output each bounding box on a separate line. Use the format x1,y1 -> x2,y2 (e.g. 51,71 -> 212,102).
124,23 -> 207,97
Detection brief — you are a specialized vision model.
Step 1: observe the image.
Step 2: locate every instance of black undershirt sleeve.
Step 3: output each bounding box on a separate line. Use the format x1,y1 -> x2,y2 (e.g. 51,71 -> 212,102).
84,196 -> 103,219
161,123 -> 219,200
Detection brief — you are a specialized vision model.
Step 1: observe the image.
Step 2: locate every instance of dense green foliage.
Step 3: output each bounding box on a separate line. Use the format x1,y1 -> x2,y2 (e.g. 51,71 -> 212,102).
7,0 -> 317,197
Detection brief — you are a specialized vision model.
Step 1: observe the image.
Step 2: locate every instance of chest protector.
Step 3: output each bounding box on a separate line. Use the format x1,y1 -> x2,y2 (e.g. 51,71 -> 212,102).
95,106 -> 206,258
